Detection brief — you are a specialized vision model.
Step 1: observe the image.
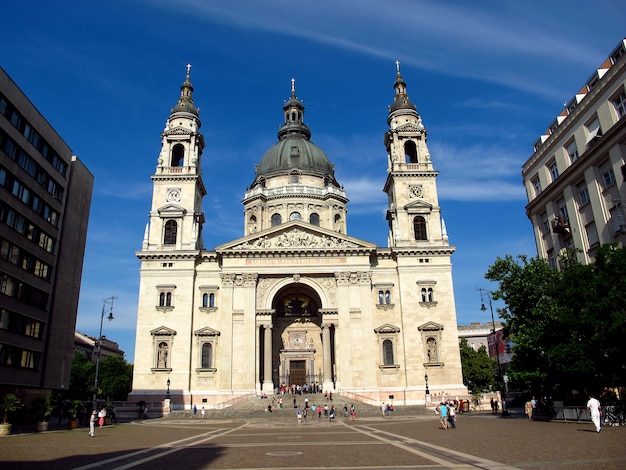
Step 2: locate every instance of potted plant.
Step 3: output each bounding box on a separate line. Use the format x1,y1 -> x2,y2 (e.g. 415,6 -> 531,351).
67,400 -> 85,429
1,393 -> 24,435
33,397 -> 54,432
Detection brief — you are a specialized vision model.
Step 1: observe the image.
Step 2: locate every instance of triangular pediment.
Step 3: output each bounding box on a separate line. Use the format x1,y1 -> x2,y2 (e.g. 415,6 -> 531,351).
374,323 -> 401,334
162,125 -> 192,137
418,321 -> 443,332
150,326 -> 177,336
217,220 -> 377,251
194,327 -> 220,337
157,204 -> 187,216
404,200 -> 433,211
396,122 -> 425,134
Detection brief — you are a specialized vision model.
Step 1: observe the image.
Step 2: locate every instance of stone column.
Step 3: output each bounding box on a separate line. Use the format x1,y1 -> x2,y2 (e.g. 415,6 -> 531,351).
322,323 -> 333,391
255,325 -> 261,392
263,325 -> 273,392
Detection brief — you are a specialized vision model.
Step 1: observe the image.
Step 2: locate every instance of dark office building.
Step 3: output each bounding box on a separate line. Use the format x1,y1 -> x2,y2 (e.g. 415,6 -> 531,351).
0,67 -> 93,394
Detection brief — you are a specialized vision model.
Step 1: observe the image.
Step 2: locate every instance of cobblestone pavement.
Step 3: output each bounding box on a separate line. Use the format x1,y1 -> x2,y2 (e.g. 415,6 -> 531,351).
1,411 -> 624,469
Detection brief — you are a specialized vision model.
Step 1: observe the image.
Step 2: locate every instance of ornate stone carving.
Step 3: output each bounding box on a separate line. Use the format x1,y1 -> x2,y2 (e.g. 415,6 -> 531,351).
221,273 -> 235,286
232,228 -> 358,250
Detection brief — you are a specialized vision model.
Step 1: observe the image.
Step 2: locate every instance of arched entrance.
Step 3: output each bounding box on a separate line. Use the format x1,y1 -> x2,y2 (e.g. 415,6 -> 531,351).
258,282 -> 334,393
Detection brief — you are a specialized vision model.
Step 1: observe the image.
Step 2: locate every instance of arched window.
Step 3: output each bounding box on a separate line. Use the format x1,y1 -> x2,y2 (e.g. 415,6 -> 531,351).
309,213 -> 320,226
383,339 -> 394,365
421,288 -> 427,302
427,287 -> 434,302
164,220 -> 177,245
159,292 -> 166,306
201,343 -> 212,369
165,292 -> 172,306
378,290 -> 384,304
413,216 -> 427,240
334,214 -> 342,232
209,293 -> 215,308
404,141 -> 418,163
171,144 -> 184,167
271,213 -> 282,226
249,215 -> 257,233
202,293 -> 208,308
289,212 -> 301,221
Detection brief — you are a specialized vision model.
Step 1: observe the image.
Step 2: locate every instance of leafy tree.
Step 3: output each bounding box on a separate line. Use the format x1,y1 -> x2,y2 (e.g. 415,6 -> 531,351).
459,338 -> 496,395
485,244 -> 626,399
69,353 -> 95,400
98,355 -> 133,401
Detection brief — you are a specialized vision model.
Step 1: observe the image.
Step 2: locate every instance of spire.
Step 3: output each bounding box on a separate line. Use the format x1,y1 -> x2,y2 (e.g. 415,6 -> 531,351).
278,77 -> 311,140
171,64 -> 199,116
389,60 -> 417,114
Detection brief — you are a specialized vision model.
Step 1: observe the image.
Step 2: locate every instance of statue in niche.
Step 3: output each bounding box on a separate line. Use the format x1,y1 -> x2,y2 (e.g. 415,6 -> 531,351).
157,342 -> 169,368
427,338 -> 437,363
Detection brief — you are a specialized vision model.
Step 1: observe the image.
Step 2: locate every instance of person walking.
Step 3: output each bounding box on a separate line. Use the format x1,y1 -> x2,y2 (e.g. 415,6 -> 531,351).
98,408 -> 106,428
318,405 -> 322,419
350,404 -> 356,421
448,404 -> 457,429
88,410 -> 96,437
587,394 -> 602,433
193,404 -> 197,418
297,406 -> 303,423
200,407 -> 205,419
437,402 -> 449,429
381,402 -> 387,418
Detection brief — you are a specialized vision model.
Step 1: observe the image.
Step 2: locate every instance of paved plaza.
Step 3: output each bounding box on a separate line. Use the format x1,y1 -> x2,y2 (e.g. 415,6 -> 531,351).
1,409 -> 624,469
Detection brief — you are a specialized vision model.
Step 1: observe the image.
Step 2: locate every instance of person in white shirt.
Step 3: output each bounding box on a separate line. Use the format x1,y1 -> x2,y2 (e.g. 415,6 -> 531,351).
586,394 -> 601,432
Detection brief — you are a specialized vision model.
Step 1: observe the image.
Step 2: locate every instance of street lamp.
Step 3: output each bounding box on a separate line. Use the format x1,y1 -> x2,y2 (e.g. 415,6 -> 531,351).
166,379 -> 171,400
478,288 -> 507,416
424,374 -> 429,403
92,296 -> 116,412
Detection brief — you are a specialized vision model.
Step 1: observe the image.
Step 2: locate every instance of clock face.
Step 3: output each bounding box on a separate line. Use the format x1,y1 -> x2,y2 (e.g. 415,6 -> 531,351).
409,185 -> 423,198
167,188 -> 182,202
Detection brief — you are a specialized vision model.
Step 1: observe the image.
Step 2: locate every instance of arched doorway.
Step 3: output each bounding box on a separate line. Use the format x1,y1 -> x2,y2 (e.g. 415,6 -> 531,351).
262,283 -> 327,392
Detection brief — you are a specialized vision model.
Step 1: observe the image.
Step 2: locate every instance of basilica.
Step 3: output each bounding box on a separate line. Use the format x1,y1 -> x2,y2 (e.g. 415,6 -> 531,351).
129,65 -> 467,408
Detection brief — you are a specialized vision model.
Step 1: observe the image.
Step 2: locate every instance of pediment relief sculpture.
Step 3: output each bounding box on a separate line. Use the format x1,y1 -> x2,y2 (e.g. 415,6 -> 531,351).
232,228 -> 359,250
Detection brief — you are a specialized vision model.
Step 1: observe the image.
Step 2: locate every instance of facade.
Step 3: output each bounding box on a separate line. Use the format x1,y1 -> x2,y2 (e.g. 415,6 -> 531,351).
130,66 -> 466,407
457,321 -> 503,352
523,39 -> 626,266
74,332 -> 125,361
0,67 -> 93,393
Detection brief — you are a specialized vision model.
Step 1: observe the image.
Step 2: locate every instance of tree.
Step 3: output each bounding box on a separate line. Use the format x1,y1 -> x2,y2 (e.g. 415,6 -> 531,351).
459,338 -> 496,395
98,355 -> 133,401
485,245 -> 626,399
69,353 -> 95,400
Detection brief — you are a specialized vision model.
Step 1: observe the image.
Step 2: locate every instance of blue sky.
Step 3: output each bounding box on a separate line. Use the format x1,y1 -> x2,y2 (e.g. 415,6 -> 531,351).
2,1 -> 623,363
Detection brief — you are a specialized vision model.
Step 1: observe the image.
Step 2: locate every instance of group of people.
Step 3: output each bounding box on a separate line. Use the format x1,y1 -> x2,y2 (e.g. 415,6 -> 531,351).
294,401 -> 355,422
380,402 -> 393,418
88,407 -> 114,437
435,402 -> 457,430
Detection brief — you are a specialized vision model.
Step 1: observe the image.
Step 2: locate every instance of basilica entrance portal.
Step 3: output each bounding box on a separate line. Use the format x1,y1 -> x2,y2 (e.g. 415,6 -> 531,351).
257,282 -> 336,392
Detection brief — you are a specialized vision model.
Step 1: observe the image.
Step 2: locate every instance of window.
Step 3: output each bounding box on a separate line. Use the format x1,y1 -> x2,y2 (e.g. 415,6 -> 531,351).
600,162 -> 616,189
199,286 -> 219,312
556,199 -> 569,223
289,212 -> 301,221
576,181 -> 590,205
164,220 -> 177,245
271,213 -> 282,226
309,213 -> 320,226
378,290 -> 391,305
612,90 -> 626,120
383,340 -> 394,365
171,144 -> 184,167
202,293 -> 209,308
585,117 -> 601,146
585,222 -> 599,248
333,214 -> 342,232
156,285 -> 176,311
290,172 -> 300,184
531,176 -> 541,196
547,248 -> 557,269
413,216 -> 427,240
201,343 -> 213,369
547,160 -> 559,181
404,141 -> 418,163
421,287 -> 434,302
159,292 -> 172,307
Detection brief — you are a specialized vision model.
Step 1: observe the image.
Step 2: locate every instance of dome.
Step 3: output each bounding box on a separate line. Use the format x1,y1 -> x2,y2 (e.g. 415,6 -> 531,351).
255,135 -> 335,178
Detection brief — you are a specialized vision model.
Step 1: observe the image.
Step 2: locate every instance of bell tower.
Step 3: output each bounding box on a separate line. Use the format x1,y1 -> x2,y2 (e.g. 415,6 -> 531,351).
383,62 -> 448,248
142,65 -> 206,252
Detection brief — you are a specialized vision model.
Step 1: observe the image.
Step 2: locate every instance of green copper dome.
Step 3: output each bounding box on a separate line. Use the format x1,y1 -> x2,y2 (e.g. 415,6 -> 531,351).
252,82 -> 338,187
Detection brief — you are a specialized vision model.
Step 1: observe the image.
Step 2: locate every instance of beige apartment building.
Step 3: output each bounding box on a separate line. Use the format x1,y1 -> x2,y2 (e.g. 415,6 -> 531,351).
130,66 -> 467,408
523,39 -> 626,266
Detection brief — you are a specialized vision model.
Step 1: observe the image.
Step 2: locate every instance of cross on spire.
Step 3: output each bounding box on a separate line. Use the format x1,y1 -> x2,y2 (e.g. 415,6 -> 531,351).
291,78 -> 296,95
395,60 -> 401,75
186,63 -> 192,75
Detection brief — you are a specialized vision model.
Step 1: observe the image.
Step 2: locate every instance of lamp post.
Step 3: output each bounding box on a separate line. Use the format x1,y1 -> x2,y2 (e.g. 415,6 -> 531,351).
424,374 -> 430,404
166,379 -> 171,400
478,288 -> 507,416
92,296 -> 116,412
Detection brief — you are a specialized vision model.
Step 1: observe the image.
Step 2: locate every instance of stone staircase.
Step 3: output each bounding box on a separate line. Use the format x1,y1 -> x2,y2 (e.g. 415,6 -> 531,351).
166,393 -> 431,420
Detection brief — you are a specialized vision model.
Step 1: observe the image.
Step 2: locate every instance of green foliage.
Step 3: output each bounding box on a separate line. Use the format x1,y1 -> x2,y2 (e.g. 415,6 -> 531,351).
67,352 -> 132,402
485,244 -> 626,397
1,393 -> 23,424
459,338 -> 496,395
98,355 -> 133,401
